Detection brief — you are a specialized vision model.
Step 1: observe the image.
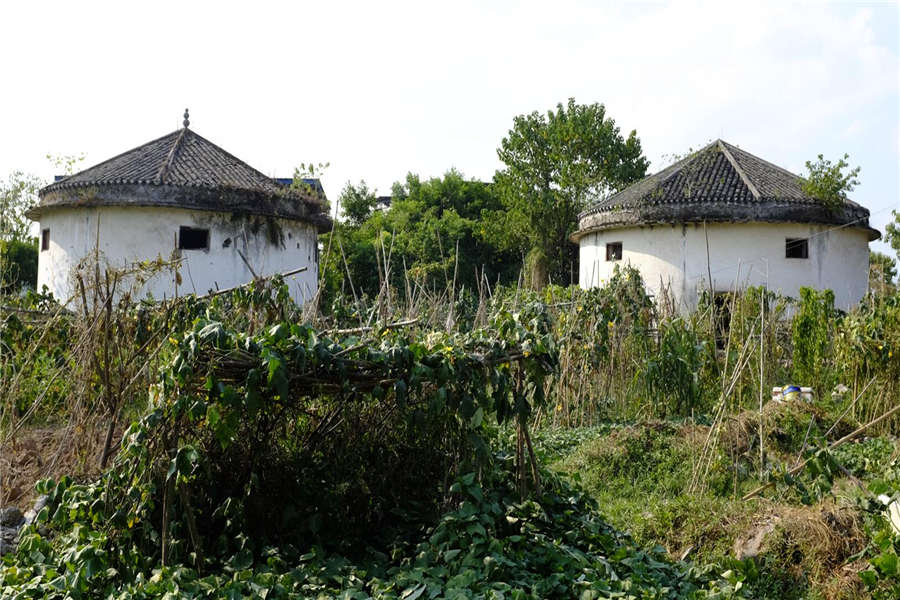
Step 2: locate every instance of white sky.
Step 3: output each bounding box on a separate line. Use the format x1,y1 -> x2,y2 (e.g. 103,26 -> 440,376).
2,0 -> 898,254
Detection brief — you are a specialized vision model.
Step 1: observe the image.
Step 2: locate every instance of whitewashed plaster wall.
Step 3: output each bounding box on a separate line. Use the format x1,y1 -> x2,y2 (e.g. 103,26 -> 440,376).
36,206 -> 319,306
578,222 -> 870,312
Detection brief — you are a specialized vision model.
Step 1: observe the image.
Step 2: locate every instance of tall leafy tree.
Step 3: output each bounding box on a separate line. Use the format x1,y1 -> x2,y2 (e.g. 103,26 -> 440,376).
0,238 -> 38,293
494,98 -> 649,287
338,180 -> 378,227
0,172 -> 42,292
869,250 -> 897,294
886,210 -> 900,262
0,157 -> 82,291
320,170 -> 517,303
0,171 -> 42,242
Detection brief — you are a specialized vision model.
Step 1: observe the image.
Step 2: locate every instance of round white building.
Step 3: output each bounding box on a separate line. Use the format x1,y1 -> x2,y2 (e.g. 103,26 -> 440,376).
28,112 -> 331,306
571,140 -> 879,312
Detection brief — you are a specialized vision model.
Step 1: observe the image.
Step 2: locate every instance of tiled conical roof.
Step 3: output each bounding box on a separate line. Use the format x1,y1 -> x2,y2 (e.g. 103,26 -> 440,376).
31,124 -> 331,231
573,140 -> 878,241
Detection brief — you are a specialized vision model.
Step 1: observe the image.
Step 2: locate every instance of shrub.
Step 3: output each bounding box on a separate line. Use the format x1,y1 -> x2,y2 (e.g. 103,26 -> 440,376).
791,287 -> 836,387
0,237 -> 38,293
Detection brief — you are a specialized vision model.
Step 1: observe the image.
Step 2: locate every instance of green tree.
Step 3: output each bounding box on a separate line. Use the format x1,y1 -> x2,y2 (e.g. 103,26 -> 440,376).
886,210 -> 900,261
47,152 -> 86,178
0,157 -> 82,292
339,180 -> 377,226
801,153 -> 860,211
0,238 -> 39,292
0,155 -> 85,242
0,171 -> 42,242
869,250 -> 897,294
0,171 -> 42,293
320,170 -> 517,303
494,98 -> 649,287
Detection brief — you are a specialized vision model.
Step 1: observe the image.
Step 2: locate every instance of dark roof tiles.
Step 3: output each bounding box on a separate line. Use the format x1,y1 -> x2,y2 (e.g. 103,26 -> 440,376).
574,140 -> 878,241
34,126 -> 330,231
44,129 -> 290,196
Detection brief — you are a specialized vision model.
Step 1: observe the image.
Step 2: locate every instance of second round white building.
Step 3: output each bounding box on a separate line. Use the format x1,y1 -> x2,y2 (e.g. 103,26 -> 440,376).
571,140 -> 879,311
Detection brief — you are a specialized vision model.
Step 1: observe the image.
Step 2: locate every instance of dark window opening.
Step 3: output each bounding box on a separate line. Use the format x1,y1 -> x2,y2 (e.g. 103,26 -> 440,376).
179,226 -> 209,250
786,238 -> 808,259
606,242 -> 622,261
41,229 -> 49,251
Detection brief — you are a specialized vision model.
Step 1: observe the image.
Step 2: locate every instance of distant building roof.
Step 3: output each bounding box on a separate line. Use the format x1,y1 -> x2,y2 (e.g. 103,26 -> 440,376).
31,118 -> 331,232
374,195 -> 392,211
272,177 -> 327,200
573,140 -> 878,242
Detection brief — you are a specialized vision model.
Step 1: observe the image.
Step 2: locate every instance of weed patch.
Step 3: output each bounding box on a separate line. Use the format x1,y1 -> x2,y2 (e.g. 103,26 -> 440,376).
553,422 -> 887,599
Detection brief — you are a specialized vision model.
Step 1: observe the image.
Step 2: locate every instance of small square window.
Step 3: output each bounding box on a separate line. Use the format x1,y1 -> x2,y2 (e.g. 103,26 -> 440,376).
179,226 -> 210,250
786,238 -> 808,259
606,242 -> 622,262
41,229 -> 50,251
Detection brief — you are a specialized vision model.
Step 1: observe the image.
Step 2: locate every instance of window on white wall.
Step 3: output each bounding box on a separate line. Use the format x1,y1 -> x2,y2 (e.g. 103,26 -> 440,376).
179,226 -> 210,250
41,228 -> 49,251
606,242 -> 622,261
785,238 -> 808,259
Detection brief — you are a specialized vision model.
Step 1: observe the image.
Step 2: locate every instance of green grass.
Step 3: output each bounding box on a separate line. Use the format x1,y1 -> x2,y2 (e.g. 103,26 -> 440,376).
545,421 -> 899,600
553,422 -> 751,561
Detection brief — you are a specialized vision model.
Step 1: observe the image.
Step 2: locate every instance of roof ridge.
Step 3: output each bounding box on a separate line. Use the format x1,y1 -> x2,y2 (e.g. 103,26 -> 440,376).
717,140 -> 760,200
651,139 -> 720,183
579,140 -> 722,218
155,127 -> 188,184
719,140 -> 805,186
180,128 -> 283,187
46,129 -> 182,191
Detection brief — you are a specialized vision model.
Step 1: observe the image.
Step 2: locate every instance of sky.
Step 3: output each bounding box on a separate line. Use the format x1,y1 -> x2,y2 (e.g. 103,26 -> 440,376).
1,0 -> 898,254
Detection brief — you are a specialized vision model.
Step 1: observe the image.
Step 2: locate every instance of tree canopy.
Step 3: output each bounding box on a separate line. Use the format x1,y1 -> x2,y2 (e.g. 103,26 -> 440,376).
0,171 -> 42,243
0,171 -> 43,291
338,179 -> 377,226
869,250 -> 897,294
320,170 -> 518,305
494,98 -> 649,287
0,157 -> 84,291
886,210 -> 900,262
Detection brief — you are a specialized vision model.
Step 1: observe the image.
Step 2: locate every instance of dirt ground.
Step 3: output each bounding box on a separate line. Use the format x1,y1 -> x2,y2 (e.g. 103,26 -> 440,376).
0,422 -> 122,508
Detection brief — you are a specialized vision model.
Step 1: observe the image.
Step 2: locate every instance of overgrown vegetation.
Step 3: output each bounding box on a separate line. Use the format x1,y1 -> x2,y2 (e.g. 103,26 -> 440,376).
321,171 -> 520,308
801,153 -> 861,212
3,258 -> 900,598
2,102 -> 898,598
2,272 -> 755,599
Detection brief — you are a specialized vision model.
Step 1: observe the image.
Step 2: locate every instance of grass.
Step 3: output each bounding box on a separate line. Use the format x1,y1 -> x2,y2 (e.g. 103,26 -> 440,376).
547,416 -> 894,599
555,421 -> 752,558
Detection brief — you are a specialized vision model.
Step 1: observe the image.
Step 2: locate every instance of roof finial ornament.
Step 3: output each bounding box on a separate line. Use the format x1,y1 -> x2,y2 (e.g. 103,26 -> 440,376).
183,108 -> 190,128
